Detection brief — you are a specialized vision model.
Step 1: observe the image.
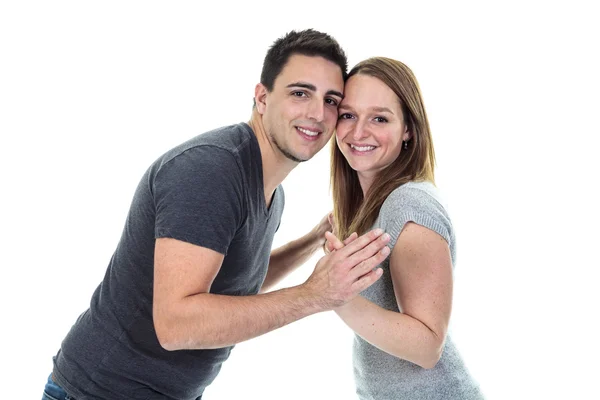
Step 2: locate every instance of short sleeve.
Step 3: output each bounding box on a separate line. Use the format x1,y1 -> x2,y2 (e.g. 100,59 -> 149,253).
153,146 -> 245,255
378,185 -> 453,251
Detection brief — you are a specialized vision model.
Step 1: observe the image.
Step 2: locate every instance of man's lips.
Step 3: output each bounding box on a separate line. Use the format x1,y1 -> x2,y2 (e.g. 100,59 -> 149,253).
295,126 -> 322,141
296,126 -> 321,136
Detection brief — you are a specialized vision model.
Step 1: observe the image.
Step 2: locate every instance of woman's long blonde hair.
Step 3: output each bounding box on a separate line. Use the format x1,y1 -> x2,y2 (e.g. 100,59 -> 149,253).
331,57 -> 436,240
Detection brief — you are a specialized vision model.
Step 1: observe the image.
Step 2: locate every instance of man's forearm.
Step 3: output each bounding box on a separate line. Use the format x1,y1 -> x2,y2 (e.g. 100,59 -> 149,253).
260,231 -> 322,293
156,285 -> 325,351
335,297 -> 444,369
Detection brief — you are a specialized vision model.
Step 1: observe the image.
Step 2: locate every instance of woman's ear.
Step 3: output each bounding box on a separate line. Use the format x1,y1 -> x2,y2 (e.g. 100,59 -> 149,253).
403,124 -> 413,142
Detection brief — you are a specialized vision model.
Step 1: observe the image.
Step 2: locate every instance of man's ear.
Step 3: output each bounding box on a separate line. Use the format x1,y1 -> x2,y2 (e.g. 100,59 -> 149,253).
254,83 -> 268,114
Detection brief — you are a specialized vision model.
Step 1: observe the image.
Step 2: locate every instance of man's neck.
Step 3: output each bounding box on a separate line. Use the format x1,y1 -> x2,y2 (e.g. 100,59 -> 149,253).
248,109 -> 297,207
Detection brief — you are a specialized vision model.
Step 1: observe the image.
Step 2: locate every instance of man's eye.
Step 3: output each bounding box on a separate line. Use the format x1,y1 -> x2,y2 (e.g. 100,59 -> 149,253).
325,98 -> 339,106
292,91 -> 307,97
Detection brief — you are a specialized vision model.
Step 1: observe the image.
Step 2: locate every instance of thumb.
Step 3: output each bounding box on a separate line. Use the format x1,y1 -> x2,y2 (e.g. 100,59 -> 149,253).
328,212 -> 335,229
325,231 -> 345,251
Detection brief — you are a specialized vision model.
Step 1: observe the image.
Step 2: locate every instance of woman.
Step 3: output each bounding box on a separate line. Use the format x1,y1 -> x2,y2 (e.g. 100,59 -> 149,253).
326,57 -> 484,399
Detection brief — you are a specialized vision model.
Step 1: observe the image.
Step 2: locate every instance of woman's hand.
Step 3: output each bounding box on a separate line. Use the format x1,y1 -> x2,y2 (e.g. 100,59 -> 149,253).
312,212 -> 334,248
324,213 -> 359,254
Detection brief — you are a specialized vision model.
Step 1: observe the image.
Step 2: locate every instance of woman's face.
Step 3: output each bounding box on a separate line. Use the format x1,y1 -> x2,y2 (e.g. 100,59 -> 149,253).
336,74 -> 410,179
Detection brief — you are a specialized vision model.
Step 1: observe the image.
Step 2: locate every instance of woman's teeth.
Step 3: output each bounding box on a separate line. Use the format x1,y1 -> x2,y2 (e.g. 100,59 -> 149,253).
350,144 -> 375,151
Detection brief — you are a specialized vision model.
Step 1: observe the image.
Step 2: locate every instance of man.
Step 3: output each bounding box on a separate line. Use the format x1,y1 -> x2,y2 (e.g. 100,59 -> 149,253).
43,29 -> 390,400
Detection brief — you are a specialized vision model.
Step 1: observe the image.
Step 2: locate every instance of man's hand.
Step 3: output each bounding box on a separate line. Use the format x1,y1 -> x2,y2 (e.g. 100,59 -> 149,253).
302,228 -> 390,309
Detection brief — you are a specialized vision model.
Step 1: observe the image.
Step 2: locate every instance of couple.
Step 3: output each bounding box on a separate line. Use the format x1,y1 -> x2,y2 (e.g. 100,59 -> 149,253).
43,29 -> 483,399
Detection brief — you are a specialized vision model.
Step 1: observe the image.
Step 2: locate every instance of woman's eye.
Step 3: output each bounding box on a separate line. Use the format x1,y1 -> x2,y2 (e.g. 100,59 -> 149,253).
338,113 -> 354,120
374,116 -> 388,123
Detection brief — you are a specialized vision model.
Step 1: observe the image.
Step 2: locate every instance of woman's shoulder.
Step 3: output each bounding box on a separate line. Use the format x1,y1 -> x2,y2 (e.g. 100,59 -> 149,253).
382,180 -> 447,213
379,180 -> 453,239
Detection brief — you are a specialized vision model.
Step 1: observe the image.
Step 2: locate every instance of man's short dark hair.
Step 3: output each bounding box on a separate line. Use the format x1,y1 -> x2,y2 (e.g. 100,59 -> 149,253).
260,29 -> 348,91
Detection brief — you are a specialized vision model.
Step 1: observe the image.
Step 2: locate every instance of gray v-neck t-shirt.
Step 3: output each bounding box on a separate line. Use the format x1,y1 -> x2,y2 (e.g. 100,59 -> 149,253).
53,123 -> 284,399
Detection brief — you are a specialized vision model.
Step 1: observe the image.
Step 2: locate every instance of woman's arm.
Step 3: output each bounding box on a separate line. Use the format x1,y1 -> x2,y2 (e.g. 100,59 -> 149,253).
334,222 -> 453,369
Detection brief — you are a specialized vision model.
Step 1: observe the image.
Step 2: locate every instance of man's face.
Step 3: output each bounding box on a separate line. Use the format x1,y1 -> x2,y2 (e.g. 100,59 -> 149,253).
257,54 -> 344,163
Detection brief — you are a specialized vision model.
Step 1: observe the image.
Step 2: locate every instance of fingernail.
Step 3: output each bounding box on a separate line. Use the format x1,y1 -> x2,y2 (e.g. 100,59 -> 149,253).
374,228 -> 383,236
381,246 -> 390,255
382,233 -> 390,241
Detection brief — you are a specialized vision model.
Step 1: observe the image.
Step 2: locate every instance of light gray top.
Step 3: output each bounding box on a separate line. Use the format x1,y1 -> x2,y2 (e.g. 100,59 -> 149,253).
353,181 -> 484,399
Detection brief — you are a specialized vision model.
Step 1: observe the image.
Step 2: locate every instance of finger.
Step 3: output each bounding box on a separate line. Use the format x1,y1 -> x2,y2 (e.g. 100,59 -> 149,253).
349,245 -> 390,281
327,231 -> 355,254
343,232 -> 358,246
344,232 -> 390,268
352,267 -> 384,293
325,240 -> 335,253
325,231 -> 344,251
337,228 -> 386,258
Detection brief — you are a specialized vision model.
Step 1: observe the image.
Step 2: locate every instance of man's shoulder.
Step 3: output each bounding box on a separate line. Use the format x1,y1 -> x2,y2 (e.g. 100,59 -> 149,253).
190,122 -> 255,151
168,122 -> 255,161
149,123 -> 256,174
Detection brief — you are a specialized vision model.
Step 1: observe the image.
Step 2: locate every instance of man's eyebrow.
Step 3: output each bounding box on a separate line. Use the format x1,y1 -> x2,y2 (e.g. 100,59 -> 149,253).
286,82 -> 344,99
327,89 -> 344,99
286,82 -> 316,91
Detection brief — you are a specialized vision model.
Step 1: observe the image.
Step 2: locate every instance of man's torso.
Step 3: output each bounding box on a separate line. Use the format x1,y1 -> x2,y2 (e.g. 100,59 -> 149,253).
53,123 -> 284,400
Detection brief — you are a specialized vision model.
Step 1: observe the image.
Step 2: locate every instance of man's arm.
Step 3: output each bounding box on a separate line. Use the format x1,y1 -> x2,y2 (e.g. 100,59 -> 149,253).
260,213 -> 331,294
153,229 -> 390,351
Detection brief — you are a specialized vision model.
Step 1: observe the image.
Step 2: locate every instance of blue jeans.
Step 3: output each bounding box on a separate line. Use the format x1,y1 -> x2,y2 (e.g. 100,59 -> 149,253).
42,373 -> 74,400
41,372 -> 203,399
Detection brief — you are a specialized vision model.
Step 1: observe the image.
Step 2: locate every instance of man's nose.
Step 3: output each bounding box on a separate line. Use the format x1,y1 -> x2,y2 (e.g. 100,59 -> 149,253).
307,98 -> 325,122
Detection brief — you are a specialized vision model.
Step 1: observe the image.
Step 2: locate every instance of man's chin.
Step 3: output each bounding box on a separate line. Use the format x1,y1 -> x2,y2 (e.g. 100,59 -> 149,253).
287,153 -> 309,163
276,144 -> 310,163
290,149 -> 317,163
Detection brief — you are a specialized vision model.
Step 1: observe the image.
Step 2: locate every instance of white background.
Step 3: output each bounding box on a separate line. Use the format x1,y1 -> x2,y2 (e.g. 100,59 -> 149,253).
1,1 -> 599,399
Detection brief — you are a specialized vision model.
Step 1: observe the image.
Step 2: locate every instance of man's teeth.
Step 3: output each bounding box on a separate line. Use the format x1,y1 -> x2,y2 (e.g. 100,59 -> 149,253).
297,127 -> 320,136
351,144 -> 376,152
